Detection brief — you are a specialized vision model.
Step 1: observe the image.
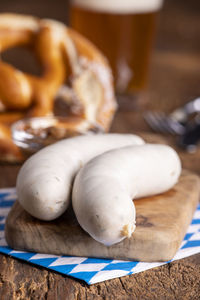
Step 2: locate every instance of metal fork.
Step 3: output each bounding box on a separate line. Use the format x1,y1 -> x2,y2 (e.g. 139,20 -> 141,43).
144,97 -> 200,135
144,111 -> 185,135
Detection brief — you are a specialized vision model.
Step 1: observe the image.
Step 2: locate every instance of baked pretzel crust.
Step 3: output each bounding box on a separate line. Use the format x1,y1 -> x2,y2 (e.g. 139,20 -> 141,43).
0,13 -> 117,162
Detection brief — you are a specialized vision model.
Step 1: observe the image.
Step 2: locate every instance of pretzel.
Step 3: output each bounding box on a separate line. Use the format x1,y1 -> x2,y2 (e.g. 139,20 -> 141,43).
0,13 -> 117,162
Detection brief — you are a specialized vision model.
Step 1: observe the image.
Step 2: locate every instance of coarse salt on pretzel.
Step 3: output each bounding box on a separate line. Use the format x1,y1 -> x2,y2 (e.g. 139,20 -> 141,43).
0,13 -> 117,162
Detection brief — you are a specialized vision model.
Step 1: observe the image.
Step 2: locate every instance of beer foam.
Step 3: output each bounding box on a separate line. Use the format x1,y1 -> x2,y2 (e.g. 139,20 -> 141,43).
72,0 -> 163,14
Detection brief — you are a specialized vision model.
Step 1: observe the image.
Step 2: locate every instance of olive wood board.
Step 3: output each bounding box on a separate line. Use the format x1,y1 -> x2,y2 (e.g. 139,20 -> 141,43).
5,170 -> 200,262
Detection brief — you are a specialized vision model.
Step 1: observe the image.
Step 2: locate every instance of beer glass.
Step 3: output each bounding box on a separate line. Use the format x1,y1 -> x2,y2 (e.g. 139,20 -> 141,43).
69,0 -> 163,107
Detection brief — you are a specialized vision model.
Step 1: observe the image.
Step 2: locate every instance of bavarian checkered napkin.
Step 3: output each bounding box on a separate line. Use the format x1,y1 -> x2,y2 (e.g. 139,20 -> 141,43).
0,188 -> 200,285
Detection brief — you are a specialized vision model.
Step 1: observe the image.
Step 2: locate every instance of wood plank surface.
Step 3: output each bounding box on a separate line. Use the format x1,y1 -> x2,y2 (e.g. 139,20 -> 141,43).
5,171 -> 200,262
0,0 -> 200,299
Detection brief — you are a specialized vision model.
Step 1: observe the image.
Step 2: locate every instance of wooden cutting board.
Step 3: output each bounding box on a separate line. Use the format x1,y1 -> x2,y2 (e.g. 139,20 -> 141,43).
5,170 -> 200,262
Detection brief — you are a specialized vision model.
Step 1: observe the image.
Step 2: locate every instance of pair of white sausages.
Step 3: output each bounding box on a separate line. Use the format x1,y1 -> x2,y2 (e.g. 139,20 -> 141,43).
16,134 -> 181,246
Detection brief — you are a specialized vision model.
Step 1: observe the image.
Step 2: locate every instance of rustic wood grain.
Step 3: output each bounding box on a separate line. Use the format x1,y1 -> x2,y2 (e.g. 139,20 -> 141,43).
5,171 -> 200,262
0,252 -> 200,300
0,0 -> 200,299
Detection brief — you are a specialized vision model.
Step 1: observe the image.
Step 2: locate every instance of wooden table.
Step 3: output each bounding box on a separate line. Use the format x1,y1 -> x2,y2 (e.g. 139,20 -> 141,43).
0,0 -> 200,299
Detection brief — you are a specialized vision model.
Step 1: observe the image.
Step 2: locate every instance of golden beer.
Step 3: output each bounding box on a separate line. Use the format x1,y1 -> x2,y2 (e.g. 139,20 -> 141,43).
70,0 -> 163,99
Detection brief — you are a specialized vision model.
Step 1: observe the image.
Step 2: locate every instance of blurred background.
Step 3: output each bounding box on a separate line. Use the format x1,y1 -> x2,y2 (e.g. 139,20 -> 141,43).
0,0 -> 200,118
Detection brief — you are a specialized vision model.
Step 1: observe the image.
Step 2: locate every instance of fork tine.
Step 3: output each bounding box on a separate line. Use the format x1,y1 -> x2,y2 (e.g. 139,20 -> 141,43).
144,112 -> 171,134
154,112 -> 177,135
151,112 -> 169,133
144,111 -> 179,135
144,112 -> 163,133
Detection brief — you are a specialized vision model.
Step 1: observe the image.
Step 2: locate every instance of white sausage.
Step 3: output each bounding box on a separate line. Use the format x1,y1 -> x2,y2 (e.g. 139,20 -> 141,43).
16,133 -> 144,220
72,144 -> 181,246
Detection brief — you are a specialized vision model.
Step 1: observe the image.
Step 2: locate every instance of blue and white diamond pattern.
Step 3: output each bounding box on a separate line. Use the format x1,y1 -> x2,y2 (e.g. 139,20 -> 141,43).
0,188 -> 200,284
